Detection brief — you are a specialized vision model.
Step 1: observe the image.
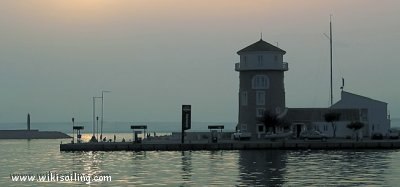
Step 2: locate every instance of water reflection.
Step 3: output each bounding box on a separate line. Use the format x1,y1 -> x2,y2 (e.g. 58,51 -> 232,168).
68,151 -> 106,179
132,151 -> 147,160
285,150 -> 393,186
181,151 -> 192,181
238,150 -> 287,186
3,139 -> 400,186
26,139 -> 31,150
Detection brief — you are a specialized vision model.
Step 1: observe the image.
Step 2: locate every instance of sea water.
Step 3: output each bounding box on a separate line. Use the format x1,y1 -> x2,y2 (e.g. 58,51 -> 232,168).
1,135 -> 400,186
1,119 -> 400,186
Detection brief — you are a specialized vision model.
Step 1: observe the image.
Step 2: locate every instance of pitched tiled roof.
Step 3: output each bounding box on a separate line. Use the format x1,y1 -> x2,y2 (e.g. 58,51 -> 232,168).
237,39 -> 286,54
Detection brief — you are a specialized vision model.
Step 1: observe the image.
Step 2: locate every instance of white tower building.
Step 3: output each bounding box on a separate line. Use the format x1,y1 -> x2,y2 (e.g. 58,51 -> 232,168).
235,39 -> 288,136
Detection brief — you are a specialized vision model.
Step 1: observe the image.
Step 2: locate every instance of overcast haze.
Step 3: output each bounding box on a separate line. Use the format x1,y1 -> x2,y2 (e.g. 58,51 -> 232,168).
1,0 -> 399,123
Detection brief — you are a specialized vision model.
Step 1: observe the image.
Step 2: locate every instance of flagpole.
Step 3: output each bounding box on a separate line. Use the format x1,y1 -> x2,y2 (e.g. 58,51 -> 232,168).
330,15 -> 333,106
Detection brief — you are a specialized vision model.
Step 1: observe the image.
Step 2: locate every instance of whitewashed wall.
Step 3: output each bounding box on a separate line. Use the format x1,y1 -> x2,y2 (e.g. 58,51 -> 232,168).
331,91 -> 390,137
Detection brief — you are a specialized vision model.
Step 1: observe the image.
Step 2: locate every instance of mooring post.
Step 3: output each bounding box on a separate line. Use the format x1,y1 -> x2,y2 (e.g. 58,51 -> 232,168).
27,113 -> 31,131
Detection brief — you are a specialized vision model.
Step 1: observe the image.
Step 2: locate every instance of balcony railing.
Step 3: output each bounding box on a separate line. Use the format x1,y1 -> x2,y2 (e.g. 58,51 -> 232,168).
235,62 -> 289,71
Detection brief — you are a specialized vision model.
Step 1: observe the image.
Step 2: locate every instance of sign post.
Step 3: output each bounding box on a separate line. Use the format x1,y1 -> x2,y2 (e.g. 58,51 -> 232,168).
182,105 -> 191,144
131,125 -> 147,143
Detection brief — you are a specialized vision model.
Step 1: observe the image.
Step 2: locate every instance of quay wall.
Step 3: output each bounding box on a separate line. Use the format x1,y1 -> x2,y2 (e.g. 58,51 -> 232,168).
60,141 -> 400,151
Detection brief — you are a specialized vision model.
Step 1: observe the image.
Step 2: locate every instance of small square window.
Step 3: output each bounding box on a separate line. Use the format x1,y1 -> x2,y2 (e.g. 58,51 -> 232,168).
241,124 -> 247,131
256,108 -> 265,117
258,125 -> 264,133
241,91 -> 248,106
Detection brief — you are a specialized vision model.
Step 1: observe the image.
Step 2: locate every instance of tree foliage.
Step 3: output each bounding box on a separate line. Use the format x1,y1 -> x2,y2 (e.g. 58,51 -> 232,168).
324,112 -> 341,138
258,111 -> 289,133
324,112 -> 341,123
347,121 -> 364,141
347,121 -> 364,131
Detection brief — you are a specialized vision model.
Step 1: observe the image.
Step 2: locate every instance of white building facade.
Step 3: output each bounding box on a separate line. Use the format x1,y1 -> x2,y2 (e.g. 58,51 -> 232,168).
331,91 -> 391,137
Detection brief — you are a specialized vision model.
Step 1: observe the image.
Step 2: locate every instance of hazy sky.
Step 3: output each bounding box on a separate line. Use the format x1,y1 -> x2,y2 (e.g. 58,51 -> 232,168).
1,0 -> 399,123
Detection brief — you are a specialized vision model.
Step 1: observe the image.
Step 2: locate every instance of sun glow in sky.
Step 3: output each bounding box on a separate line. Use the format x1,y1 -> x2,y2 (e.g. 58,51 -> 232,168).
0,0 -> 399,123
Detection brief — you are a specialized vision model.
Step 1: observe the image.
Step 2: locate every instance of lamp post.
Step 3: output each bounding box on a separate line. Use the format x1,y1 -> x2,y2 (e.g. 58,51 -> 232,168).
96,116 -> 99,141
92,96 -> 102,141
72,117 -> 75,143
101,90 -> 111,140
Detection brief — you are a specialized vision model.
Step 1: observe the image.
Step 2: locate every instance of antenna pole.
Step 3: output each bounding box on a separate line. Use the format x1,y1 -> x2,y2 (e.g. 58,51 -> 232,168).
330,15 -> 333,106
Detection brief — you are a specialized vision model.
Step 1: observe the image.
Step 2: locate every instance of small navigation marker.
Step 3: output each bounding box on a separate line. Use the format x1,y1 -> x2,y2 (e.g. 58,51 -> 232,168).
27,113 -> 31,131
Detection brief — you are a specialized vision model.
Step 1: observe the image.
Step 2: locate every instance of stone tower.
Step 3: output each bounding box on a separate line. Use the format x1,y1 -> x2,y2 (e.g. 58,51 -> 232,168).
235,39 -> 288,137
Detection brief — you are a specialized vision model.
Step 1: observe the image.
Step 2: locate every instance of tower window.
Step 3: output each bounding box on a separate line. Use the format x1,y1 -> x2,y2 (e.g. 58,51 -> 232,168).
240,91 -> 248,106
252,75 -> 269,89
241,124 -> 247,131
258,56 -> 263,66
257,124 -> 265,133
256,91 -> 265,105
256,108 -> 265,117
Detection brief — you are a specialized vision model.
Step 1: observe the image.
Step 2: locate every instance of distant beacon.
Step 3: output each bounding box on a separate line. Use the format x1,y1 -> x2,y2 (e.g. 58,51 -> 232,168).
235,39 -> 288,135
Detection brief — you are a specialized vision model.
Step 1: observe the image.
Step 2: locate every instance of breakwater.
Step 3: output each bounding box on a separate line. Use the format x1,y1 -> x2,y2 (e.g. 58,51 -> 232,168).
0,130 -> 71,139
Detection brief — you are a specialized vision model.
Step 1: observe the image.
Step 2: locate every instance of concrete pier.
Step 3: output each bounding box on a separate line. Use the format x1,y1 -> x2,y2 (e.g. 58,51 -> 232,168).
60,140 -> 400,151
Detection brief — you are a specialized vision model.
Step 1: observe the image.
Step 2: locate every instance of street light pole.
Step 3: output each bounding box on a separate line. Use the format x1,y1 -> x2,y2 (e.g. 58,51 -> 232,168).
92,96 -> 101,141
72,117 -> 75,143
92,97 -> 95,137
96,116 -> 99,141
101,90 -> 111,140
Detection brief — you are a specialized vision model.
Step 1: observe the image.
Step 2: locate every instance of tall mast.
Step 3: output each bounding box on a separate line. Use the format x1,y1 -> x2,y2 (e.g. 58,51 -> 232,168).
330,15 -> 333,106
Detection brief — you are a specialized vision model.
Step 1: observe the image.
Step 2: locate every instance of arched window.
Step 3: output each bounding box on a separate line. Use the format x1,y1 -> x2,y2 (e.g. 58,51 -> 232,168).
252,75 -> 269,89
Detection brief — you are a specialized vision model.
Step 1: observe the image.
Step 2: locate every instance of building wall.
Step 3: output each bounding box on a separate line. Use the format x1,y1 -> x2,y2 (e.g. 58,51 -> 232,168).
239,71 -> 286,110
331,91 -> 390,136
286,108 -> 366,138
310,121 -> 362,138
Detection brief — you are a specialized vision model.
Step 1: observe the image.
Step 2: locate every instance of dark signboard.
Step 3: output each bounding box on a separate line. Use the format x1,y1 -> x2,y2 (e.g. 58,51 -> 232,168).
73,126 -> 84,130
130,125 -> 147,130
182,105 -> 191,130
208,125 -> 224,130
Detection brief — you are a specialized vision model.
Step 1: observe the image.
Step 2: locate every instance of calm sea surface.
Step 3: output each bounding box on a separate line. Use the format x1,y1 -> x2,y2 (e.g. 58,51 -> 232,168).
1,133 -> 400,186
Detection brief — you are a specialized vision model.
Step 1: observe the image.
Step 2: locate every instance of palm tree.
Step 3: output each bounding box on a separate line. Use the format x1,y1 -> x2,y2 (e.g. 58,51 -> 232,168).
347,121 -> 364,141
258,111 -> 285,134
324,112 -> 341,138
